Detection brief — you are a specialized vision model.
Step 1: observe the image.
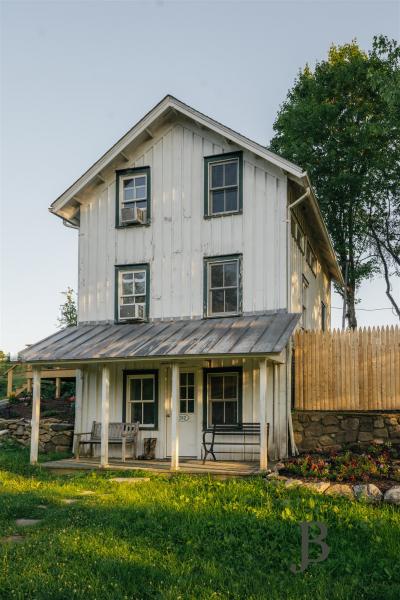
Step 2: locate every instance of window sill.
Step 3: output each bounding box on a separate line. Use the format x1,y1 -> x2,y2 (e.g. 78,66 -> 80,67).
204,312 -> 242,319
116,222 -> 151,229
204,211 -> 242,220
115,318 -> 149,325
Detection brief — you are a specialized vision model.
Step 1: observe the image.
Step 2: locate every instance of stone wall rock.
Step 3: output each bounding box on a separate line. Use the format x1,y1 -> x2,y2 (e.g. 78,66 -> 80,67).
293,411 -> 400,453
0,418 -> 73,454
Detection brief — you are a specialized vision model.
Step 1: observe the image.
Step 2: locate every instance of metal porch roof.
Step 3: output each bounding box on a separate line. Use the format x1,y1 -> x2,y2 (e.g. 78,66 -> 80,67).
19,313 -> 300,364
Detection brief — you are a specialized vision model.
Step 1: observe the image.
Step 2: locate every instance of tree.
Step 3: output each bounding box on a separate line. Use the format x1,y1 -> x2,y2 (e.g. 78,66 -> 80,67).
57,287 -> 78,328
270,36 -> 400,328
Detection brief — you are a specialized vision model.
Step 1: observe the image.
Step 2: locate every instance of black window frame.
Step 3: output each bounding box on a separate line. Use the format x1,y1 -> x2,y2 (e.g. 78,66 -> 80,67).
115,166 -> 151,228
203,367 -> 243,430
115,263 -> 150,323
204,151 -> 243,218
123,369 -> 159,431
203,254 -> 242,318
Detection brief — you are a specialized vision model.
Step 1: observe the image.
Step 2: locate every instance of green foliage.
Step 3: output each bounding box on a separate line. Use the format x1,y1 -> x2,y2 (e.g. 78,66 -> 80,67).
57,287 -> 78,329
270,36 -> 400,327
0,448 -> 400,598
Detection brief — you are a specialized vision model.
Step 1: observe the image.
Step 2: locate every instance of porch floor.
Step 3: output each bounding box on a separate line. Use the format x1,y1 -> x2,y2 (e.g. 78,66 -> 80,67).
40,457 -> 264,477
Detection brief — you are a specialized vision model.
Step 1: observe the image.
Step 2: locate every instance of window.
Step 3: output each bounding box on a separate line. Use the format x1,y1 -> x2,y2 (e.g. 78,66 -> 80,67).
124,371 -> 158,429
321,301 -> 327,332
115,264 -> 149,322
291,216 -> 305,253
302,275 -> 309,329
203,368 -> 242,428
180,373 -> 195,414
306,242 -> 317,275
204,152 -> 243,217
204,255 -> 241,317
116,167 -> 150,227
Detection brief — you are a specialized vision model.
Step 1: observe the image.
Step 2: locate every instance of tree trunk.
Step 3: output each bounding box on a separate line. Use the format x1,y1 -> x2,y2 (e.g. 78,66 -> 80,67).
347,285 -> 358,329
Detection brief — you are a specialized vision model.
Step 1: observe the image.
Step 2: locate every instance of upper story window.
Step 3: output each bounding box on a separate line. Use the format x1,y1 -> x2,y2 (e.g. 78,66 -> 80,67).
116,167 -> 150,227
115,264 -> 149,322
291,216 -> 305,254
306,242 -> 317,275
204,255 -> 242,317
204,151 -> 243,217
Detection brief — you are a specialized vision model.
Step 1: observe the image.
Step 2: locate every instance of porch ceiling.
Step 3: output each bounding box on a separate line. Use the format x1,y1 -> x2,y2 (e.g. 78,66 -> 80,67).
19,312 -> 300,364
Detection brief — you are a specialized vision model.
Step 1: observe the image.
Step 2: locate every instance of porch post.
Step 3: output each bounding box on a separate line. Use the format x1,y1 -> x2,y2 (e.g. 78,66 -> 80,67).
100,365 -> 110,468
170,363 -> 180,471
55,377 -> 61,398
73,368 -> 84,455
30,367 -> 41,465
7,368 -> 13,397
259,358 -> 268,471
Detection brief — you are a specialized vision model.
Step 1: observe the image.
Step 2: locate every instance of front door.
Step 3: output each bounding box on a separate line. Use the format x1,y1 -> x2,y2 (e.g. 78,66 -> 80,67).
166,371 -> 197,457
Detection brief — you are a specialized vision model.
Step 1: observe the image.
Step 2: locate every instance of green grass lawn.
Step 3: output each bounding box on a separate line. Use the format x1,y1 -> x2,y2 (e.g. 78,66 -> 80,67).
0,446 -> 399,600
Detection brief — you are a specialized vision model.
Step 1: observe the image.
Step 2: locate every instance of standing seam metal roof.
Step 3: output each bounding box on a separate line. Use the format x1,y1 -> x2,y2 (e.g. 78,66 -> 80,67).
19,313 -> 300,363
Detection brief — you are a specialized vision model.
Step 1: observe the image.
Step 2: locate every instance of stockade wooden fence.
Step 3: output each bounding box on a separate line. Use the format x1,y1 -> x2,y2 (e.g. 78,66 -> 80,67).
294,326 -> 400,411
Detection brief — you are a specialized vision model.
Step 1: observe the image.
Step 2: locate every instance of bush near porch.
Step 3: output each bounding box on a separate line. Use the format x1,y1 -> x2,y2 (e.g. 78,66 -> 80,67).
282,443 -> 400,487
0,445 -> 400,599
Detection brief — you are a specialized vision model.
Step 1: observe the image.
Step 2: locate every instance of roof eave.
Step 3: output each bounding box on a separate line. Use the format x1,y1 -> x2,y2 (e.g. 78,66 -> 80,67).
49,95 -> 304,218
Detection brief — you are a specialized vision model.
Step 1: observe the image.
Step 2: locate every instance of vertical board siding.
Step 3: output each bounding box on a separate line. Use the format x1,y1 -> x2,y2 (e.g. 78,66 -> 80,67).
294,327 -> 400,410
78,121 -> 288,323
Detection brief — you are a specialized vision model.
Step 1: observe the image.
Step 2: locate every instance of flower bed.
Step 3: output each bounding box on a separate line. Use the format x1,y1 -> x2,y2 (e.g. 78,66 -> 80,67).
282,442 -> 400,486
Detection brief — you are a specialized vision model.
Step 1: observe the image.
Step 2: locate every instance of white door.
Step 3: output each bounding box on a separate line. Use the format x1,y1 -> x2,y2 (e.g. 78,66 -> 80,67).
166,371 -> 197,458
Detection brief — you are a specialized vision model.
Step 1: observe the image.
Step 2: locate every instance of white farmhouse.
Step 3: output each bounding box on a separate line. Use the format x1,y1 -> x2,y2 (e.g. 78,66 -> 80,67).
20,96 -> 343,470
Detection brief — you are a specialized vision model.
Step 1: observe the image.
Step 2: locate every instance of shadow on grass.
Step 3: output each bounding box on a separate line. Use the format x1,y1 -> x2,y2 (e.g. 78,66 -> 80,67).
1,447 -> 400,599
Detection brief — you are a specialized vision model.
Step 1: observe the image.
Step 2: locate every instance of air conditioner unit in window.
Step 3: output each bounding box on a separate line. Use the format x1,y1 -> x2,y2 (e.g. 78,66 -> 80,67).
120,206 -> 147,224
120,303 -> 146,321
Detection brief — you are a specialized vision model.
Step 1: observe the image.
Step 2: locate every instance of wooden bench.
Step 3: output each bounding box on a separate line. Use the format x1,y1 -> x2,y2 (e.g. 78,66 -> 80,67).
75,421 -> 139,462
202,422 -> 268,464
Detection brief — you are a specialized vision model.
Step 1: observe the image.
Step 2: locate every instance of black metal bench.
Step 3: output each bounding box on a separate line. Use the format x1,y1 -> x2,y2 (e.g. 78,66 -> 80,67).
202,422 -> 268,464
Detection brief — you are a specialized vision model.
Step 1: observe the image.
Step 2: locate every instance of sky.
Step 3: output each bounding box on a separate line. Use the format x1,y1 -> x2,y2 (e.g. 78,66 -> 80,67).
1,0 -> 399,355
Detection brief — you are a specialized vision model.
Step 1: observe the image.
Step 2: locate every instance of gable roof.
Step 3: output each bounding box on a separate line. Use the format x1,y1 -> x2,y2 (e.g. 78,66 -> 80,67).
49,94 -> 343,284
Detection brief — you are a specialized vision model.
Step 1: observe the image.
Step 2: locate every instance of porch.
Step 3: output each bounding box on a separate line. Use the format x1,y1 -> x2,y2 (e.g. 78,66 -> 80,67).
19,313 -> 300,470
40,457 -> 262,477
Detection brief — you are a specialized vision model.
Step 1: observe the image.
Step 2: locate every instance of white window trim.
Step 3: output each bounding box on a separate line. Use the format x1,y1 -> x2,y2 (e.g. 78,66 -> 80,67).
208,157 -> 240,216
119,172 -> 148,216
207,372 -> 239,428
118,268 -> 147,322
127,373 -> 156,427
207,258 -> 240,317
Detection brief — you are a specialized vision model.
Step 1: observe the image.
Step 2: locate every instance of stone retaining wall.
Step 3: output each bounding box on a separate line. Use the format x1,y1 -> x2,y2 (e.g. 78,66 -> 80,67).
0,418 -> 74,453
293,411 -> 400,453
